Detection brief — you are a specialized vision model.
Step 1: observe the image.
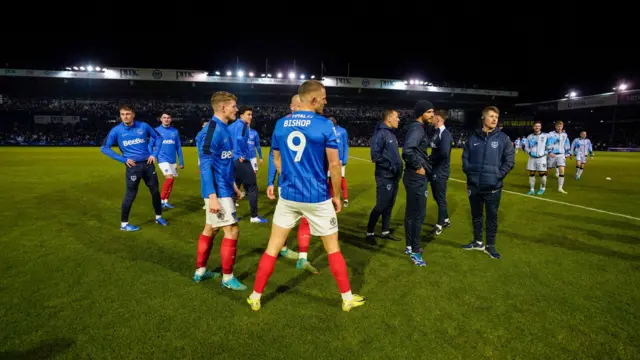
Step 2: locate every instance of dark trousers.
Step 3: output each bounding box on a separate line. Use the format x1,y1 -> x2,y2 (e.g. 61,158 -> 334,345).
429,177 -> 449,225
403,170 -> 427,252
234,159 -> 258,217
122,162 -> 162,222
367,176 -> 400,233
468,186 -> 503,246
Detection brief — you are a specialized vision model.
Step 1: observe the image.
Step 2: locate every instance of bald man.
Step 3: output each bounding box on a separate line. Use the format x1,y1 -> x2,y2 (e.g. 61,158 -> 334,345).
264,94 -> 317,274
290,94 -> 302,110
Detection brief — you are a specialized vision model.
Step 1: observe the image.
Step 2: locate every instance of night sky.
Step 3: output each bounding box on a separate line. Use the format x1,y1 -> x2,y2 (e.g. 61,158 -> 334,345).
3,29 -> 636,103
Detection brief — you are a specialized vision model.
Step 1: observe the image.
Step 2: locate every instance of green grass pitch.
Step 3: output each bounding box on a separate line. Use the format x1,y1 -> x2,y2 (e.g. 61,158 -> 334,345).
1,147 -> 639,359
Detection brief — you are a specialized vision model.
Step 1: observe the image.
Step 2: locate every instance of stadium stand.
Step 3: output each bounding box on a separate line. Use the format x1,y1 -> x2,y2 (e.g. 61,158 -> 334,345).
1,67 -> 514,148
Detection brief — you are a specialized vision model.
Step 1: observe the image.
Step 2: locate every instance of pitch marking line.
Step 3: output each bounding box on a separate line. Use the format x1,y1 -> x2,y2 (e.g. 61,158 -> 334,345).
349,155 -> 640,222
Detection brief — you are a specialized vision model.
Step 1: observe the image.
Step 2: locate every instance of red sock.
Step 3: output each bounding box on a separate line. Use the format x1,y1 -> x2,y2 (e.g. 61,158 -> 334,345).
196,233 -> 214,268
253,252 -> 277,294
166,177 -> 174,200
162,178 -> 174,201
328,179 -> 333,197
297,217 -> 310,253
220,238 -> 237,275
328,251 -> 351,293
341,177 -> 348,199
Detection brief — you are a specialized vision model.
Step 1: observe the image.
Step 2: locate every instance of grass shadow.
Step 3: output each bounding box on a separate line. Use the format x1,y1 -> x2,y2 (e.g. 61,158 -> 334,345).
502,230 -> 640,262
0,338 -> 75,360
79,232 -> 260,283
538,211 -> 640,245
261,271 -> 317,306
337,222 -> 403,293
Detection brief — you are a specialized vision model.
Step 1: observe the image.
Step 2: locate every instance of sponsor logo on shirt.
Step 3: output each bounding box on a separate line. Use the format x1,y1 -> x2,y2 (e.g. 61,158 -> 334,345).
221,150 -> 234,159
123,138 -> 145,146
162,139 -> 176,145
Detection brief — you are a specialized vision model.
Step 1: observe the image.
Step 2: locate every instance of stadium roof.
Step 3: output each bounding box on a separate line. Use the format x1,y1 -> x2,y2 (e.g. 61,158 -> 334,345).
0,67 -> 518,98
515,89 -> 640,112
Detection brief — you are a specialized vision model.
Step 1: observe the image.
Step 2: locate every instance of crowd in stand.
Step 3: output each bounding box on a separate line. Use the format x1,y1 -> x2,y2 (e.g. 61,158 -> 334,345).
0,98 -> 470,147
1,97 -> 637,149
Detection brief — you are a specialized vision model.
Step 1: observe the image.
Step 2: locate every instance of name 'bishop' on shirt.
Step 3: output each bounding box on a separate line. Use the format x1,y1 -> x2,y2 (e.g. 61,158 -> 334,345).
272,111 -> 338,203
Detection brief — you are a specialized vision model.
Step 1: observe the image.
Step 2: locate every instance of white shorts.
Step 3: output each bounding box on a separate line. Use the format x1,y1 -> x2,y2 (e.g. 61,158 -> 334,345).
158,162 -> 178,177
203,198 -> 237,228
576,154 -> 588,163
327,164 -> 346,178
547,154 -> 566,168
527,157 -> 547,172
250,158 -> 258,171
273,198 -> 338,237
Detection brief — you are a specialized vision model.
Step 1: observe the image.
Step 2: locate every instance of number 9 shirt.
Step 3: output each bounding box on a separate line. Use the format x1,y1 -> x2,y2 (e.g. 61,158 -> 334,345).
271,111 -> 340,236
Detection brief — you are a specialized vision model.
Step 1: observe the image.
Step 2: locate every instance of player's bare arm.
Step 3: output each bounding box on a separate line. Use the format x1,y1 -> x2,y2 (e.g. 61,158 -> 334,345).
208,194 -> 220,213
327,147 -> 342,213
233,183 -> 243,200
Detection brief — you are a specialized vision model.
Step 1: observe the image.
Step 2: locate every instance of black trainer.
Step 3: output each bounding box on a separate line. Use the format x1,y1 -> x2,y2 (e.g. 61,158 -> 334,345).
484,245 -> 501,259
380,231 -> 400,241
365,234 -> 377,246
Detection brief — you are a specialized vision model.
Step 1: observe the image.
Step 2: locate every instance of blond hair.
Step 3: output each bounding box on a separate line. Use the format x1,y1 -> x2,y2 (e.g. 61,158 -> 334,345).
482,106 -> 499,116
210,91 -> 237,111
298,80 -> 325,103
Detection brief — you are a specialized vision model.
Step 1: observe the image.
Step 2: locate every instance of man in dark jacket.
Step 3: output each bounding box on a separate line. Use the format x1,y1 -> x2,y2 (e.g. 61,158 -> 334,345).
428,110 -> 454,236
366,109 -> 402,245
461,106 -> 515,259
402,100 -> 434,267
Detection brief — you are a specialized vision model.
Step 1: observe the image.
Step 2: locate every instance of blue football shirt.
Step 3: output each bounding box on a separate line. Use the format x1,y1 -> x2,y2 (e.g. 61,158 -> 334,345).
198,116 -> 235,199
152,125 -> 184,165
272,111 -> 338,203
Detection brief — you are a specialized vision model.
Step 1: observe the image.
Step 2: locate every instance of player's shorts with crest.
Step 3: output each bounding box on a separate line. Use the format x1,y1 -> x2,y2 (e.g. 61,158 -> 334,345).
250,158 -> 258,171
203,198 -> 237,227
527,157 -> 547,172
273,198 -> 338,236
158,162 -> 179,177
327,164 -> 346,177
576,153 -> 588,163
547,154 -> 566,168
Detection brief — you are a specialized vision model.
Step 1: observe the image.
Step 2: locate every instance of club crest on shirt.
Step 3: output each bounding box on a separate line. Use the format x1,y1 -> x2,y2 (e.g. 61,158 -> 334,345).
491,141 -> 499,148
137,129 -> 144,135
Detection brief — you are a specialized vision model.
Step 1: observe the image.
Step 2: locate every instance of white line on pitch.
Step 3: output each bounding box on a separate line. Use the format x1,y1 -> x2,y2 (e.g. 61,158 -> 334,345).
349,155 -> 640,221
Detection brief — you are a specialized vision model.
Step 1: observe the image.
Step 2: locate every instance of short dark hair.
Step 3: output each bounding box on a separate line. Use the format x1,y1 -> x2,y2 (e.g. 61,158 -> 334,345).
161,110 -> 172,117
534,120 -> 542,126
435,110 -> 448,121
580,130 -> 587,133
119,104 -> 134,112
382,108 -> 397,121
238,106 -> 253,115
